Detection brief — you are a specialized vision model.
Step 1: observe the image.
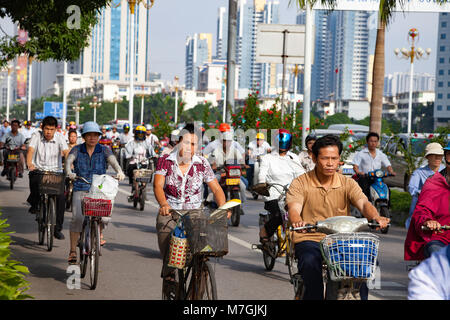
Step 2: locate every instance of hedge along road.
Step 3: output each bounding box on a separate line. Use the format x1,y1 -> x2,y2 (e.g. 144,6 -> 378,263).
1,173 -> 409,300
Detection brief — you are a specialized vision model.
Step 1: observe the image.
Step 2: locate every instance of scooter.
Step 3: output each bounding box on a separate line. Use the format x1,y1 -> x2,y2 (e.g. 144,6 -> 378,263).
351,170 -> 392,234
291,216 -> 388,300
112,138 -> 121,162
207,161 -> 244,227
129,157 -> 154,211
2,145 -> 20,190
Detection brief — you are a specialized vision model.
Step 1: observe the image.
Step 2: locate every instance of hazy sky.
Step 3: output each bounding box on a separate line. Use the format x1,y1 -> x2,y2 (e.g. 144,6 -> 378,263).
147,1 -> 439,84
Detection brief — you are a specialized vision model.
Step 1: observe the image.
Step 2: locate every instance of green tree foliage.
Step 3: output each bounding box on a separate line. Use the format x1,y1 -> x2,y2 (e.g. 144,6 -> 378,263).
0,0 -> 110,66
0,212 -> 32,300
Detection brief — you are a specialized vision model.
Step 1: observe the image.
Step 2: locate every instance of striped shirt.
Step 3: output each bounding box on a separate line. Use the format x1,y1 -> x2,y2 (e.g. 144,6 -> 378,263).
29,131 -> 68,172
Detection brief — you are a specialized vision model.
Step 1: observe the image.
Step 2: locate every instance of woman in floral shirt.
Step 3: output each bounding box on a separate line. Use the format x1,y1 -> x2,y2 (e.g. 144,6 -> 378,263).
153,123 -> 227,285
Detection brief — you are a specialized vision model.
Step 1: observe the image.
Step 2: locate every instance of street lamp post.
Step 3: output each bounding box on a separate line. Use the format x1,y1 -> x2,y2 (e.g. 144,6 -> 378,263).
89,96 -> 101,123
290,64 -> 304,127
114,0 -> 154,128
174,76 -> 179,124
113,92 -> 119,121
73,101 -> 84,126
3,65 -> 19,122
138,85 -> 146,125
394,28 -> 431,135
27,56 -> 33,121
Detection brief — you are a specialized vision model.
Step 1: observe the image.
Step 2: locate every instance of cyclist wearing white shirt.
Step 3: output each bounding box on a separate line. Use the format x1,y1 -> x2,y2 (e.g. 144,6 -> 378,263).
125,125 -> 156,199
258,129 -> 305,243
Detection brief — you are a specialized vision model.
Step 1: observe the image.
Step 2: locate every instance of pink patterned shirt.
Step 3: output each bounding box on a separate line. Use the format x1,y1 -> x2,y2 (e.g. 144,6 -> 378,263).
155,151 -> 216,210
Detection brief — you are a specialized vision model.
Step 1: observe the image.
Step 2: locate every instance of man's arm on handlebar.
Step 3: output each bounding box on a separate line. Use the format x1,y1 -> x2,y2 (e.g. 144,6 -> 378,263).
355,198 -> 390,229
26,146 -> 35,171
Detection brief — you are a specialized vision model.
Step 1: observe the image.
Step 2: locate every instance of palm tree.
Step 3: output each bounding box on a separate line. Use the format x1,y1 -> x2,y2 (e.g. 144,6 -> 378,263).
295,0 -> 447,135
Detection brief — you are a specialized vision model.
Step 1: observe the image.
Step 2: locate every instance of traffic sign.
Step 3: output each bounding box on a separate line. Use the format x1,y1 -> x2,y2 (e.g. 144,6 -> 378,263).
43,101 -> 66,119
35,112 -> 44,120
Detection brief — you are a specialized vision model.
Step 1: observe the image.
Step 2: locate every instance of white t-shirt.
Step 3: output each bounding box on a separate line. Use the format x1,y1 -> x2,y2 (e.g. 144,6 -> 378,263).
258,151 -> 305,202
119,132 -> 134,145
203,139 -> 245,156
146,133 -> 159,147
124,139 -> 155,165
209,144 -> 244,168
248,140 -> 271,162
20,127 -> 36,140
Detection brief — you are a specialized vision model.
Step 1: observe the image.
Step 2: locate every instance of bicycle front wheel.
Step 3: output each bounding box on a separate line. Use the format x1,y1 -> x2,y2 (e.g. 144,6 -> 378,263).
46,196 -> 56,252
186,259 -> 217,300
89,219 -> 100,290
37,198 -> 46,245
79,218 -> 89,278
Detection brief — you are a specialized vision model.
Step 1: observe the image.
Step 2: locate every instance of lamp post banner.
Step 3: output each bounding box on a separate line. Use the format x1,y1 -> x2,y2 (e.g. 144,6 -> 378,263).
312,0 -> 450,12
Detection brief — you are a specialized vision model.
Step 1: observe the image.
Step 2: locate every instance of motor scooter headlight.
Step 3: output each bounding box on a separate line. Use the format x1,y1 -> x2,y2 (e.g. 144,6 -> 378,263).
228,168 -> 241,177
375,170 -> 384,178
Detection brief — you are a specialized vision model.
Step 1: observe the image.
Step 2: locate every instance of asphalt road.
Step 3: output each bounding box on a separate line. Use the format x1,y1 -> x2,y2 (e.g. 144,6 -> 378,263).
0,173 -> 411,300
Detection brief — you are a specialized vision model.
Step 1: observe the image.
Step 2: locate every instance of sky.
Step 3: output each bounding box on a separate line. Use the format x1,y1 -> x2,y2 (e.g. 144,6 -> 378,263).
147,1 -> 439,84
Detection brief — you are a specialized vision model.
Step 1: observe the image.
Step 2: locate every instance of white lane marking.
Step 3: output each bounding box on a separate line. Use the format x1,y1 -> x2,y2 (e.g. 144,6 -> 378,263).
228,234 -> 254,251
117,187 -> 158,208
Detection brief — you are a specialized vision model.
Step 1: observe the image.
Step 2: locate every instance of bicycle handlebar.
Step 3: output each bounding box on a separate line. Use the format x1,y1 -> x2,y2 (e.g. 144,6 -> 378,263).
289,221 -> 390,232
421,225 -> 450,231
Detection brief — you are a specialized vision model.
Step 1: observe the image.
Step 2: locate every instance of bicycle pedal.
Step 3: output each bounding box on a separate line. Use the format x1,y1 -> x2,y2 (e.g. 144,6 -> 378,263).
252,244 -> 263,250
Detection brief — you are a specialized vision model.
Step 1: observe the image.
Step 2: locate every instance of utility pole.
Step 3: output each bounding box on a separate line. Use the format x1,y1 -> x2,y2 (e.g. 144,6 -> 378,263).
226,0 -> 238,123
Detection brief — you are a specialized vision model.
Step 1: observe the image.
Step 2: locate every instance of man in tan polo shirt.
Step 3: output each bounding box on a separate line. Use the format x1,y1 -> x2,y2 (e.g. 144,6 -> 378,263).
286,134 -> 389,300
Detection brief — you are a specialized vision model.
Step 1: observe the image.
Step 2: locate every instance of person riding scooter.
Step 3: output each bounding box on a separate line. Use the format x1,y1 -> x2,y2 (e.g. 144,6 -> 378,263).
124,125 -> 156,201
208,129 -> 246,206
247,132 -> 271,192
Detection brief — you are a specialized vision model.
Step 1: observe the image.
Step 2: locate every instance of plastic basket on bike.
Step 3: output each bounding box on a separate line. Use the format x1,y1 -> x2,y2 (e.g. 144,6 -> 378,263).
134,169 -> 153,183
36,171 -> 65,195
181,210 -> 228,257
320,232 -> 379,282
82,195 -> 113,217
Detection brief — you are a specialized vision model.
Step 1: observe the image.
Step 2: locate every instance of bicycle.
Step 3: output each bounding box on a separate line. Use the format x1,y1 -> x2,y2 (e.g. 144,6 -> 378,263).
76,175 -> 116,290
161,201 -> 239,300
251,183 -> 297,280
34,170 -> 65,252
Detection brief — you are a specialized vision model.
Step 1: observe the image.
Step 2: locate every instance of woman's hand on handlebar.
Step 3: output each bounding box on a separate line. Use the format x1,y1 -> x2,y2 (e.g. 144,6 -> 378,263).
159,204 -> 172,216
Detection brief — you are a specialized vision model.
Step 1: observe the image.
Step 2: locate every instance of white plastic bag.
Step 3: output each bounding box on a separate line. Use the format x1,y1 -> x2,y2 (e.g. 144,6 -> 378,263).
89,174 -> 119,200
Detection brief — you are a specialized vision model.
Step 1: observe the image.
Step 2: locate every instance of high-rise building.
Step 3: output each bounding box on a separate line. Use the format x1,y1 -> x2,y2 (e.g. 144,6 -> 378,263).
216,7 -> 228,61
185,33 -> 213,90
217,0 -> 279,95
79,1 -> 151,83
434,12 -> 450,129
297,10 -> 376,106
384,72 -> 435,97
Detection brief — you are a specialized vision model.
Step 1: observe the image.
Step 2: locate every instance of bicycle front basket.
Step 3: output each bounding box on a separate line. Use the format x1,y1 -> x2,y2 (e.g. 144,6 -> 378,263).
182,210 -> 228,257
134,169 -> 153,183
37,172 -> 65,195
82,195 -> 114,217
320,232 -> 379,282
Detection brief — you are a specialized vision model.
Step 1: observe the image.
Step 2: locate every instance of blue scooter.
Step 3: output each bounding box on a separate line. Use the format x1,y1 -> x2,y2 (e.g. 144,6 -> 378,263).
367,169 -> 392,234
